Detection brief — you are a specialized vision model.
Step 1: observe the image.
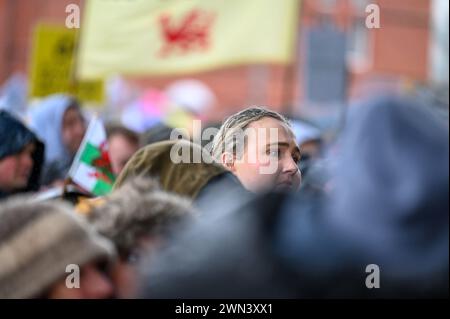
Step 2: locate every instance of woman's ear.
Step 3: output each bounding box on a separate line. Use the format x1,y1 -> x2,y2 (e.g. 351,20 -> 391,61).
220,152 -> 236,172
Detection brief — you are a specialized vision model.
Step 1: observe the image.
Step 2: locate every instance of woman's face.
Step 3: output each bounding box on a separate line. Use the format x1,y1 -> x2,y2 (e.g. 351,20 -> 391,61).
0,143 -> 35,192
224,117 -> 302,193
62,106 -> 86,155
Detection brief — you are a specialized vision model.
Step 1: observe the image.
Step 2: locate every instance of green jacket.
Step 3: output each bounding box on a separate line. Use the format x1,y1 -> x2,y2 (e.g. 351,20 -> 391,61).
114,140 -> 227,199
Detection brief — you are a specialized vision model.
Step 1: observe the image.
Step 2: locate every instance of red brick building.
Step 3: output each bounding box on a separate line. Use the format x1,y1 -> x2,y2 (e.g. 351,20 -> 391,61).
0,0 -> 434,121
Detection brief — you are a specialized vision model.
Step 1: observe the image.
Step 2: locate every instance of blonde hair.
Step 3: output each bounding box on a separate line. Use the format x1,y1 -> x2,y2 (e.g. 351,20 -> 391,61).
211,107 -> 290,160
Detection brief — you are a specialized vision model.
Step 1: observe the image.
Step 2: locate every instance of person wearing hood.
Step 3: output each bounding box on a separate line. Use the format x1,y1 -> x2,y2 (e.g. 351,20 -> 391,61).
28,94 -> 86,187
114,139 -> 246,206
0,110 -> 44,200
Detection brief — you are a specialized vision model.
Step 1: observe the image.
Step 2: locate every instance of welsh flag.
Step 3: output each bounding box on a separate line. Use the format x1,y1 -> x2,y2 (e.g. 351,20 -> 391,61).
68,117 -> 115,196
77,0 -> 299,79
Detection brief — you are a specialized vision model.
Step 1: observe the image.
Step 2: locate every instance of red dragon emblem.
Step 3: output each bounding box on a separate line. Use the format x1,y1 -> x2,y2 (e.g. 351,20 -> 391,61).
158,9 -> 216,57
88,141 -> 115,184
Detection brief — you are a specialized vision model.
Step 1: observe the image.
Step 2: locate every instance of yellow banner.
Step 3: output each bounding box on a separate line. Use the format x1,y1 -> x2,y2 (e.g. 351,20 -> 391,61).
30,24 -> 104,103
77,0 -> 299,79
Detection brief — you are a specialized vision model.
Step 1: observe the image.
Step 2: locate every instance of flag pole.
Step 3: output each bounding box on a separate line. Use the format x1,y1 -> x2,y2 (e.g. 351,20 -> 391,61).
62,177 -> 73,199
67,113 -> 97,179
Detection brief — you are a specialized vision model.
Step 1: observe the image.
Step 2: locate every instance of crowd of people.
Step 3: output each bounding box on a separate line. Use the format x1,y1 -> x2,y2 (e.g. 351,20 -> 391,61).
0,92 -> 448,298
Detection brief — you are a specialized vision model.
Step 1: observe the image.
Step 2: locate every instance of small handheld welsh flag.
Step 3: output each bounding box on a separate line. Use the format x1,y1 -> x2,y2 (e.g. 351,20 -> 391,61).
68,117 -> 115,196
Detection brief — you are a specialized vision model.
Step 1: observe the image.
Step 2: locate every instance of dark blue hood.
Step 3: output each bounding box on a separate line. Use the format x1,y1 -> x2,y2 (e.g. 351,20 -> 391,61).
0,111 -> 45,198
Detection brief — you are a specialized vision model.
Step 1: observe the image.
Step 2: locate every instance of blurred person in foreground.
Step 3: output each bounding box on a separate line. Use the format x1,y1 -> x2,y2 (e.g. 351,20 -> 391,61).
0,111 -> 44,200
211,107 -> 301,193
138,95 -> 448,298
106,124 -> 140,176
28,94 -> 86,187
0,196 -> 116,298
87,177 -> 194,298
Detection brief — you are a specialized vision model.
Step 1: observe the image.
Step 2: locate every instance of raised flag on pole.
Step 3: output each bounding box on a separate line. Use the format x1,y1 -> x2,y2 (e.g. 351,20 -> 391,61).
68,117 -> 115,196
77,0 -> 300,79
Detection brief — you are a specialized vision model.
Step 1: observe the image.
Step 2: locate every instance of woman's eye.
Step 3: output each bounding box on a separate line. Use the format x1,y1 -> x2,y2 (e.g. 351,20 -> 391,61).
269,150 -> 279,157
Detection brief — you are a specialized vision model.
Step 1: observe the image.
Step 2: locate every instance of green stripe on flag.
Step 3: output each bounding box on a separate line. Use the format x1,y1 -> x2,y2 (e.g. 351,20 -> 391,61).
93,179 -> 113,196
80,142 -> 101,166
